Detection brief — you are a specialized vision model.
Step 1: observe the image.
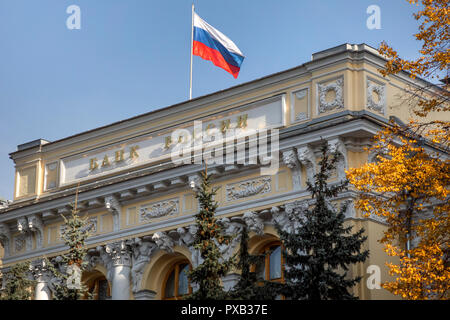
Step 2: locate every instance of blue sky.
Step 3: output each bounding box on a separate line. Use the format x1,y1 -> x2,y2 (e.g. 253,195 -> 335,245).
0,0 -> 424,199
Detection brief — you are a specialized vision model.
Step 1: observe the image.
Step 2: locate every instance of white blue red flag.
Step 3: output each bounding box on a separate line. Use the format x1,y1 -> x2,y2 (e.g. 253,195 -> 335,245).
193,12 -> 245,78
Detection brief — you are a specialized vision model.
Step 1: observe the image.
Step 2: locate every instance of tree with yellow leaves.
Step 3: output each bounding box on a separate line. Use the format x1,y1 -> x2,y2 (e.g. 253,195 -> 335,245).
348,0 -> 449,299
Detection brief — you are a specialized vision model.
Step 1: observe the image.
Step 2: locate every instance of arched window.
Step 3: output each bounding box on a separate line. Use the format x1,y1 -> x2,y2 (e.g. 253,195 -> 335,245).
87,275 -> 111,300
255,242 -> 284,283
162,261 -> 192,300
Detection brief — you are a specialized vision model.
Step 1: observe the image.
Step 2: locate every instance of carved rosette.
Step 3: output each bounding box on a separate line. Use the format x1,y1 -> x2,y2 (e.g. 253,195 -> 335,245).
318,77 -> 344,113
140,199 -> 179,222
366,79 -> 386,114
226,177 -> 271,201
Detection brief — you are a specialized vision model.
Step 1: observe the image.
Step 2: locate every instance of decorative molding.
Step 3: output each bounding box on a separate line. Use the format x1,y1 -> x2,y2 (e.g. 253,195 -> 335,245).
152,231 -> 174,253
327,137 -> 348,180
216,216 -> 245,260
296,145 -> 316,183
226,177 -> 271,201
242,211 -> 265,236
291,88 -> 309,123
140,199 -> 179,222
105,195 -> 121,232
104,240 -> 133,267
27,214 -> 44,249
176,225 -> 196,247
131,238 -> 156,293
17,217 -> 28,233
317,77 -> 344,113
366,79 -> 386,114
282,149 -> 301,190
14,234 -> 26,253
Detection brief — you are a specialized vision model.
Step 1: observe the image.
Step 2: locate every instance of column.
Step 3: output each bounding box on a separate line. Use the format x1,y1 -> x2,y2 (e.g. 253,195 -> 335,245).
32,260 -> 51,300
105,241 -> 132,300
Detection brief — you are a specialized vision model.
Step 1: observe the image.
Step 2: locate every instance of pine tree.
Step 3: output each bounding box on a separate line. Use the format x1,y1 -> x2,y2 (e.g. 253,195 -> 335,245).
0,262 -> 35,300
47,195 -> 92,300
186,170 -> 234,300
276,142 -> 369,300
229,225 -> 279,300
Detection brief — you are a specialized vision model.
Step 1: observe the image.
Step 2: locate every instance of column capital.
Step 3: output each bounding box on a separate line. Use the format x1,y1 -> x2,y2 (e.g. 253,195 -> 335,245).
105,240 -> 133,267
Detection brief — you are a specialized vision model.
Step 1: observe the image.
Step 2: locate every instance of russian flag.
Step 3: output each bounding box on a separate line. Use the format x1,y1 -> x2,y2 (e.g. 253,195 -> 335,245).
193,12 -> 245,78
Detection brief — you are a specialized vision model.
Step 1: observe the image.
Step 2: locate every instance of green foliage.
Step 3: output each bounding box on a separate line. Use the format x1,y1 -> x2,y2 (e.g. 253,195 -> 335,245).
229,225 -> 279,300
47,202 -> 92,300
186,171 -> 234,300
276,142 -> 369,300
0,262 -> 35,300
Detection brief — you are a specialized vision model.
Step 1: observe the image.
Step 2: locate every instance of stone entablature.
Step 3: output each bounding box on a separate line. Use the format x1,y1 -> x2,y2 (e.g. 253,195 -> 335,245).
7,43 -> 434,203
0,131 -> 382,264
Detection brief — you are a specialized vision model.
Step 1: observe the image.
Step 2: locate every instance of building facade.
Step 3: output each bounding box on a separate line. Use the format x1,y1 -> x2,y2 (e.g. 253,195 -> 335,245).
0,43 -> 438,300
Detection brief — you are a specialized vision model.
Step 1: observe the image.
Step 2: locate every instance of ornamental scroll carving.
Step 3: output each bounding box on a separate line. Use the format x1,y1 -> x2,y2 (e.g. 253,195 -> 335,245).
226,177 -> 271,201
140,199 -> 179,222
318,77 -> 344,113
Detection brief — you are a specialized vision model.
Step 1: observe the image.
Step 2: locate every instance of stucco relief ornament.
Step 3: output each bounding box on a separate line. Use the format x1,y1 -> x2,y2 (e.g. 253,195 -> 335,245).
366,80 -> 386,114
242,211 -> 265,236
140,199 -> 179,221
277,201 -> 310,233
318,78 -> 344,113
105,240 -> 133,267
226,177 -> 271,201
27,214 -> 44,249
105,195 -> 121,231
282,149 -> 297,169
14,234 -> 26,253
297,145 -> 316,183
216,217 -> 245,260
282,149 -> 302,190
177,225 -> 196,247
97,246 -> 114,283
152,231 -> 174,253
17,217 -> 28,233
131,238 -> 156,293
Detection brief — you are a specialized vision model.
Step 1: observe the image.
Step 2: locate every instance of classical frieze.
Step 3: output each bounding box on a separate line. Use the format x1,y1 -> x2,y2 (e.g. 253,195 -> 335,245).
226,176 -> 271,201
140,199 -> 179,222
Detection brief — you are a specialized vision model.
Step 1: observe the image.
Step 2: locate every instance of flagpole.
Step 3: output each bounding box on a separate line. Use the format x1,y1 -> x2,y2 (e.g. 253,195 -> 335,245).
189,3 -> 194,100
